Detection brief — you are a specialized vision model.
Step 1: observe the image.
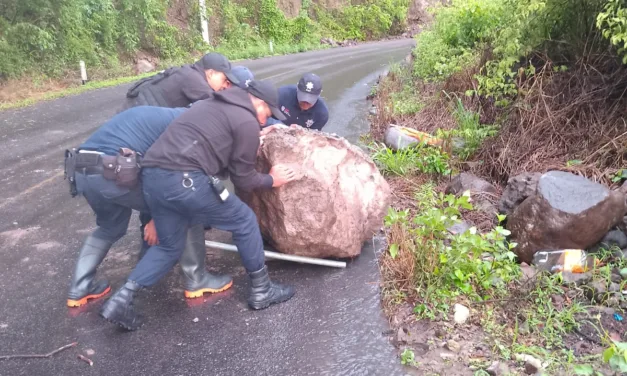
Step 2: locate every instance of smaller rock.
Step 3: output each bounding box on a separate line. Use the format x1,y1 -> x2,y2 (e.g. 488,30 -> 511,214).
551,294 -> 565,308
610,282 -> 621,293
396,326 -> 420,345
607,295 -> 621,308
447,221 -> 472,235
439,352 -> 456,360
518,321 -> 530,335
620,268 -> 627,280
586,280 -> 608,302
445,173 -> 498,197
434,328 -> 447,338
612,272 -> 623,284
486,361 -> 511,376
499,172 -> 541,217
520,263 -> 539,280
598,229 -> 627,250
454,304 -> 470,324
369,106 -> 377,116
562,271 -> 593,285
515,354 -> 543,375
192,317 -> 199,323
446,339 -> 461,353
85,349 -> 95,356
135,59 -> 155,75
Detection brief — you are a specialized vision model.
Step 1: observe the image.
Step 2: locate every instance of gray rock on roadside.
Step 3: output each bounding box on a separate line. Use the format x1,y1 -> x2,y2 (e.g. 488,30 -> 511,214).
507,170 -> 627,264
486,361 -> 511,376
499,172 -> 541,217
445,173 -> 499,216
515,354 -> 544,375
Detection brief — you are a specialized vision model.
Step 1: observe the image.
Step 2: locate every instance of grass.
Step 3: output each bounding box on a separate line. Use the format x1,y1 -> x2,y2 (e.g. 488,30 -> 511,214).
0,73 -> 156,111
0,41 -> 331,111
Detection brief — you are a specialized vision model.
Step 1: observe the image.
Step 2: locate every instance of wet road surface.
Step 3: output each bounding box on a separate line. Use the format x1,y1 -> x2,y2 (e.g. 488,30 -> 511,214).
0,39 -> 415,376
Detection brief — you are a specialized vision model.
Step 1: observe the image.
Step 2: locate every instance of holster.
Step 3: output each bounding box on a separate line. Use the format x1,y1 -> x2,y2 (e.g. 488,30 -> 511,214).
113,147 -> 142,189
63,148 -> 78,197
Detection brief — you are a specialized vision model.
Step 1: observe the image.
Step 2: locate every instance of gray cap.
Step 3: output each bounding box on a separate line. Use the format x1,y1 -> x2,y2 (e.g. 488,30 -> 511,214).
197,52 -> 239,85
231,66 -> 255,89
247,80 -> 287,121
296,73 -> 322,105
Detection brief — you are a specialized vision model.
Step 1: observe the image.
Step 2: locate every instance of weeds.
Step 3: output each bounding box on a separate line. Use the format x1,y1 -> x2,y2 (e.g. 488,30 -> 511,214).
370,143 -> 451,176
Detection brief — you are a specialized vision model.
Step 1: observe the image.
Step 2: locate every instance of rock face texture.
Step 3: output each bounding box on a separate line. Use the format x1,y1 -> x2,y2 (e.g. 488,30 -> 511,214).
507,171 -> 627,264
499,172 -> 541,217
246,128 -> 391,259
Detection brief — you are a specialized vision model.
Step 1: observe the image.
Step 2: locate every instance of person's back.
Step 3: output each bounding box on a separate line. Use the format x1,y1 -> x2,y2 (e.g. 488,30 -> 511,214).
81,106 -> 186,155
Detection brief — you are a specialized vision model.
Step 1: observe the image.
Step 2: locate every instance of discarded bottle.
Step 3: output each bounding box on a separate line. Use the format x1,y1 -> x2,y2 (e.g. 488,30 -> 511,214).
532,249 -> 597,273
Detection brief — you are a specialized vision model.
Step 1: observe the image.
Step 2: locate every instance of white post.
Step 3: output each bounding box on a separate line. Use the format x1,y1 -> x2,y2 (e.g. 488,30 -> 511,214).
79,61 -> 87,85
269,41 -> 274,54
198,0 -> 210,44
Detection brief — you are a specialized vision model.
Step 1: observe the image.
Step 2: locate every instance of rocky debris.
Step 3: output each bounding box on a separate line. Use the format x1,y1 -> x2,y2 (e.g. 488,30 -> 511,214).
446,173 -> 499,217
247,128 -> 391,258
620,268 -> 627,280
561,271 -> 592,285
396,326 -> 422,345
597,229 -> 627,250
369,106 -> 377,116
135,58 -> 156,75
486,361 -> 511,376
446,339 -> 461,353
453,304 -> 470,324
520,263 -> 539,280
499,172 -> 541,218
515,354 -> 544,374
507,170 -> 627,264
585,280 -> 608,303
447,221 -> 472,235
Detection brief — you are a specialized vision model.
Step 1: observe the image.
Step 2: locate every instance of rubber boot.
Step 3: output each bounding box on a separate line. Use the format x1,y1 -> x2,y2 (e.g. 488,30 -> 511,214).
67,235 -> 112,308
99,280 -> 143,331
181,224 -> 233,299
247,265 -> 295,310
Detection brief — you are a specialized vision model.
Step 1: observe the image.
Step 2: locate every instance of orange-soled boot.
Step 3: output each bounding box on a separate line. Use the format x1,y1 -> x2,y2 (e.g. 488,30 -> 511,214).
181,224 -> 233,299
67,236 -> 112,307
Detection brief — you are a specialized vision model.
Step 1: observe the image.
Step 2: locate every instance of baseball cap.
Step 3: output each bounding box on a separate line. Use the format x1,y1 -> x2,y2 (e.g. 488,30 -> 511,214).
197,52 -> 239,85
231,66 -> 255,89
247,80 -> 287,121
296,73 -> 322,105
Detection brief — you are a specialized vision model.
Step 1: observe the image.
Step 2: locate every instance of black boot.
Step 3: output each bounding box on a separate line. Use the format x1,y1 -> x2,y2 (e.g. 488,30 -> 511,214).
99,280 -> 143,331
67,235 -> 112,308
181,224 -> 233,299
247,265 -> 295,310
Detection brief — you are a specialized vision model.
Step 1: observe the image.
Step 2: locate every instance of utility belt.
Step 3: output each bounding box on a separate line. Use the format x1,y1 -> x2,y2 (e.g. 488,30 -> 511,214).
64,147 -> 142,197
180,172 -> 230,203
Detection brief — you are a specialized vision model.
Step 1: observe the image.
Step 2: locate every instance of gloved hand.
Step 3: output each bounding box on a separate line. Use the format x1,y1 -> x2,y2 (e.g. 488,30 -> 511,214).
143,219 -> 159,246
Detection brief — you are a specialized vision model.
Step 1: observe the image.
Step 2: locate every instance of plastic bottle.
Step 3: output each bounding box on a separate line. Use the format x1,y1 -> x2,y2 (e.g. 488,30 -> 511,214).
532,249 -> 597,273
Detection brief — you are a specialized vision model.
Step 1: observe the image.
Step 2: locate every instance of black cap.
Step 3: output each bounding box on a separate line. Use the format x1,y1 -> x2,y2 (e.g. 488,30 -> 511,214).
197,52 -> 239,85
296,73 -> 322,105
247,80 -> 287,121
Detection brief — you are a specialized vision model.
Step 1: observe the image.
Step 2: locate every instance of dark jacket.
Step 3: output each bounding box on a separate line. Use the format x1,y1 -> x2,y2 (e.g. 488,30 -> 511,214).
81,107 -> 186,156
120,63 -> 213,112
141,87 -> 273,192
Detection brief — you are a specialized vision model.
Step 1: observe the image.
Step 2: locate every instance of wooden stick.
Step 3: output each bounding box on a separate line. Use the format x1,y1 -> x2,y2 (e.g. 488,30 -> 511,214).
0,342 -> 77,361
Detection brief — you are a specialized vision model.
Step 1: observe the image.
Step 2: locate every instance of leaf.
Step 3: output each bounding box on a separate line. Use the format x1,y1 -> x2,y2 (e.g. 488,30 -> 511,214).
573,364 -> 594,375
389,244 -> 399,259
604,347 -> 615,363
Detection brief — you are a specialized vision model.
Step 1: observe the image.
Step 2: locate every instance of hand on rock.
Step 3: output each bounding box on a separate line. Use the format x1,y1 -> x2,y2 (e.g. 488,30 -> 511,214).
143,219 -> 159,246
270,164 -> 297,187
260,123 -> 288,137
289,124 -> 300,129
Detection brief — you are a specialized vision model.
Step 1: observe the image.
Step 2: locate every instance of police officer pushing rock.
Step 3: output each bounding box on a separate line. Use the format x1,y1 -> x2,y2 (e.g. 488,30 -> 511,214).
120,52 -> 239,111
64,105 -> 235,308
264,72 -> 329,131
99,80 -> 297,331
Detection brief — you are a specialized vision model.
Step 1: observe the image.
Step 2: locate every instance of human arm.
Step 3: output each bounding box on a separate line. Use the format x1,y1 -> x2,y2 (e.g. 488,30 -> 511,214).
180,70 -> 214,104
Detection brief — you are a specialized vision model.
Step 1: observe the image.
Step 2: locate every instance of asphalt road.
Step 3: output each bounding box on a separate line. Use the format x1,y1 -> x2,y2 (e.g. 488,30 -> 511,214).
0,39 -> 415,376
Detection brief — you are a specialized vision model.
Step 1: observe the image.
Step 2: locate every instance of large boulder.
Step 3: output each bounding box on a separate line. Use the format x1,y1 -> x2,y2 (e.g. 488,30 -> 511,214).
247,128 -> 391,259
507,170 -> 627,264
499,172 -> 541,217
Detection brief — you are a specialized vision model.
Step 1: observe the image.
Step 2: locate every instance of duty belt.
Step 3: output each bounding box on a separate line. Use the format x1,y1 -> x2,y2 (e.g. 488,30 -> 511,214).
74,150 -> 114,175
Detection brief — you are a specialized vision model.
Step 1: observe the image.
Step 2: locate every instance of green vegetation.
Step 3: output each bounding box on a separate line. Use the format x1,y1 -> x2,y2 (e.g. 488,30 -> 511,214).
370,143 -> 451,176
0,0 -> 410,82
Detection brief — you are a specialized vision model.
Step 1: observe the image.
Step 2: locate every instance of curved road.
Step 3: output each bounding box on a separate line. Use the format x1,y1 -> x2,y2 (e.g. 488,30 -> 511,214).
0,39 -> 415,376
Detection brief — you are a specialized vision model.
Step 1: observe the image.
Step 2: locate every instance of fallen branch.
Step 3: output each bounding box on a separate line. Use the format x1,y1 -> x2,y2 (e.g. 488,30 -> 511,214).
0,342 -> 77,361
77,354 -> 93,366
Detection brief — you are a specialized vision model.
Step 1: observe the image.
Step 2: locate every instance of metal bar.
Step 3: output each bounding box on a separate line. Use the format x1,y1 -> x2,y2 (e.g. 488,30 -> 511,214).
204,240 -> 347,269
